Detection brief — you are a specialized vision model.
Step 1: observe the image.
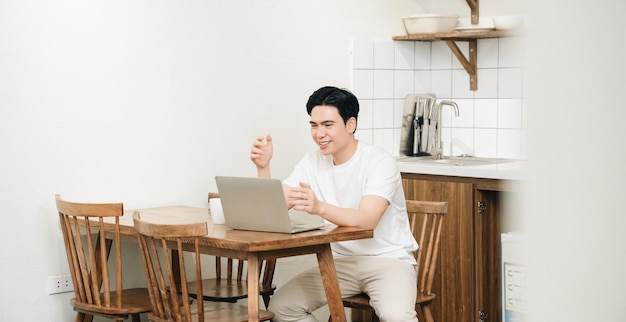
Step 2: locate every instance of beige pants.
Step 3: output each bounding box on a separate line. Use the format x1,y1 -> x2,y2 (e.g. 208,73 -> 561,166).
267,256 -> 418,322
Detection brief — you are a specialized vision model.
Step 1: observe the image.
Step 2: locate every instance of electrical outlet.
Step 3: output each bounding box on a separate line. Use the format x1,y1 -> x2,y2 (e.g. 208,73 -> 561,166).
47,274 -> 74,294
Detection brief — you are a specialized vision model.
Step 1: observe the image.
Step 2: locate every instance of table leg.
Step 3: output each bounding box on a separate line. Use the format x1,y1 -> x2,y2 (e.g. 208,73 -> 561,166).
75,312 -> 85,322
247,253 -> 260,322
316,244 -> 346,322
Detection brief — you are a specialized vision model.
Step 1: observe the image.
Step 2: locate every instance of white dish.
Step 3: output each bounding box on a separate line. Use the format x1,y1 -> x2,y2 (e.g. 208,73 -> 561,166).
454,26 -> 495,32
456,16 -> 495,29
403,14 -> 460,34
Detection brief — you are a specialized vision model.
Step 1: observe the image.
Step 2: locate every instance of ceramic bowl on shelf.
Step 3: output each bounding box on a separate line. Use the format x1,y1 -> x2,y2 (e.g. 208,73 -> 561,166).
402,14 -> 459,34
454,16 -> 495,31
493,15 -> 524,30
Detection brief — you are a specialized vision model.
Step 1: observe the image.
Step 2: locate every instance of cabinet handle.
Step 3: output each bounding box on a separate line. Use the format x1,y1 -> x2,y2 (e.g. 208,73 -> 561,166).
477,201 -> 487,214
479,310 -> 487,322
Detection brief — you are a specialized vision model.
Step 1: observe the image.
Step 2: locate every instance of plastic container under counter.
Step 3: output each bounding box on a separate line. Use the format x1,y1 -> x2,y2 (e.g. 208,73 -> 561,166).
501,232 -> 527,322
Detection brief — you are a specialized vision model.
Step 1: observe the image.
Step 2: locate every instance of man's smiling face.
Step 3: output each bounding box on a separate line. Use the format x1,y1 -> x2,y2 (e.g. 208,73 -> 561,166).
309,104 -> 356,163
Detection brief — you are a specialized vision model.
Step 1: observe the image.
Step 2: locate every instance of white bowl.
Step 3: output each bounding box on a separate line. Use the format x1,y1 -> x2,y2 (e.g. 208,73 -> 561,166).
403,14 -> 459,34
493,15 -> 524,30
456,16 -> 495,29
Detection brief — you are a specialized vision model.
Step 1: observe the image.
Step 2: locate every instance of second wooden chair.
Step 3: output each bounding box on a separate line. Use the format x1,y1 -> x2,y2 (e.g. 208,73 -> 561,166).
342,200 -> 448,322
133,211 -> 274,322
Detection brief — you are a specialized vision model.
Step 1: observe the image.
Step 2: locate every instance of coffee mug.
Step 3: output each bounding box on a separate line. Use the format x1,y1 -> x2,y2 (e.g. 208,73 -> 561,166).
209,198 -> 225,225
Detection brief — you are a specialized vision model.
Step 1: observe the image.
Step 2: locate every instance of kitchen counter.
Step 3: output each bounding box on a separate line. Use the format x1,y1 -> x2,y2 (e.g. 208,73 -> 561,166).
396,158 -> 524,181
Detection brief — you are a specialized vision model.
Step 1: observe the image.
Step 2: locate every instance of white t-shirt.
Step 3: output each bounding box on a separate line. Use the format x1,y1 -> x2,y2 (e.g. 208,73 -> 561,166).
283,142 -> 418,265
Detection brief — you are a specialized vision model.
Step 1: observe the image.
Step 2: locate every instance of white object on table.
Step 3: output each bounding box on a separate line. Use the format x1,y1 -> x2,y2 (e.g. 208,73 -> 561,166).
209,198 -> 225,224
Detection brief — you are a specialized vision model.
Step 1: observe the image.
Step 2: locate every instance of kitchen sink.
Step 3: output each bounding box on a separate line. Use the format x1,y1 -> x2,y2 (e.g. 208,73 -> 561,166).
396,155 -> 515,166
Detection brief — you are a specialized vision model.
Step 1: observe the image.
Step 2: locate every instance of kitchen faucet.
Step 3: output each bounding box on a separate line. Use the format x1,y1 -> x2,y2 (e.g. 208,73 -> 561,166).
431,100 -> 460,160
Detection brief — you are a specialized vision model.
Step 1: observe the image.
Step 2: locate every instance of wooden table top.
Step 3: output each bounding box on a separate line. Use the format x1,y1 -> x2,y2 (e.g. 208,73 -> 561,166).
120,205 -> 373,252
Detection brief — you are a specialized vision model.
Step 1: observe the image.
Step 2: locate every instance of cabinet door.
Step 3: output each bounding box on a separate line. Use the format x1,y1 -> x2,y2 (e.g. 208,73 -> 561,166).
403,178 -> 475,322
475,189 -> 502,322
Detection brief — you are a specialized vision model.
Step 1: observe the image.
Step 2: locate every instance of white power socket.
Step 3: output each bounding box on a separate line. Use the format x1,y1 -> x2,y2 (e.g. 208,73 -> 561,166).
47,275 -> 74,294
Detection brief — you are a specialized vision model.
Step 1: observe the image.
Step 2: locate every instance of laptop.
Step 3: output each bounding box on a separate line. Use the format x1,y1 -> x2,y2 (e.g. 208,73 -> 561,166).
215,176 -> 326,234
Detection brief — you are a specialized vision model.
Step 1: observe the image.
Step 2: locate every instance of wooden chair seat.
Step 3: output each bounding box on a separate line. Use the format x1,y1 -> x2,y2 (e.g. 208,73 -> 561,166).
341,294 -> 370,310
56,194 -> 152,322
71,288 -> 152,316
342,292 -> 437,310
188,279 -> 248,302
179,301 -> 274,322
342,200 -> 447,322
187,275 -> 276,304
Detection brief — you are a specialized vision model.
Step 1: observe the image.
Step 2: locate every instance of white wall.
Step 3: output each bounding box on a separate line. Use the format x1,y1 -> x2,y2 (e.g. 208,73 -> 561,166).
524,1 -> 626,322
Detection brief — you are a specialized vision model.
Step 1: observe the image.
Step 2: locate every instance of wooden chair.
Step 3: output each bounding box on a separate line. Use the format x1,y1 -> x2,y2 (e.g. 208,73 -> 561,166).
55,194 -> 152,322
342,200 -> 448,322
133,211 -> 274,322
188,192 -> 276,308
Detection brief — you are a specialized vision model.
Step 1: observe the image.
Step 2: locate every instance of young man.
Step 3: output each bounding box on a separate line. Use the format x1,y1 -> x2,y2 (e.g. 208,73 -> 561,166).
249,86 -> 418,322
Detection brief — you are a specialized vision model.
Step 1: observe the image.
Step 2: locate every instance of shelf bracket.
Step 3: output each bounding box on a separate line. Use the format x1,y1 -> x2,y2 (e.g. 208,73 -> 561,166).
466,0 -> 479,24
445,39 -> 477,91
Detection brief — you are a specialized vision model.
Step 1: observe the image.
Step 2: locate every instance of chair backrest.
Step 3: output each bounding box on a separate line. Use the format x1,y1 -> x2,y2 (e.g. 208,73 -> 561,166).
133,211 -> 208,321
406,200 -> 447,296
213,257 -> 277,286
55,194 -> 125,310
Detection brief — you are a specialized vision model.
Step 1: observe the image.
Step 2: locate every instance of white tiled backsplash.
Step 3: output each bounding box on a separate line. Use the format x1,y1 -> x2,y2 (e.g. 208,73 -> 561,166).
351,37 -> 525,160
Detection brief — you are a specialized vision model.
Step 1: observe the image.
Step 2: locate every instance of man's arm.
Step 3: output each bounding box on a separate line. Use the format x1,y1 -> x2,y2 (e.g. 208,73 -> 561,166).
288,182 -> 388,229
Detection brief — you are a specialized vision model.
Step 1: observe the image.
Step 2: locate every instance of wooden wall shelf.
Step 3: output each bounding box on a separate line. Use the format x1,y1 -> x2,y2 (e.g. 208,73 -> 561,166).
392,29 -> 512,41
392,30 -> 515,90
391,0 -> 518,91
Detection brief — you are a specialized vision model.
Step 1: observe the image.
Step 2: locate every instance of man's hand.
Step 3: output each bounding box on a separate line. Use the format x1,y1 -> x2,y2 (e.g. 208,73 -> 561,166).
250,134 -> 273,175
287,182 -> 323,215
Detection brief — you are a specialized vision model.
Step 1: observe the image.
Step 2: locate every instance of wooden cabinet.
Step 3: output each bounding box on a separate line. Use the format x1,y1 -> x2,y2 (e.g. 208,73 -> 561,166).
405,174 -> 518,322
473,188 -> 502,322
352,173 -> 517,322
403,174 -> 477,322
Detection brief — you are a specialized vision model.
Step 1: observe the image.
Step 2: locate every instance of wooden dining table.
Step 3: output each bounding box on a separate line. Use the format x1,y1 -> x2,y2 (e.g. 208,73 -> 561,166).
100,205 -> 373,322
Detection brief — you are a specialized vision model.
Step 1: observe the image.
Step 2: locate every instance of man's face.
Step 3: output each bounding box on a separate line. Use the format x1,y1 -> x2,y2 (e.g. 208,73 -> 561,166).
309,105 -> 355,157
